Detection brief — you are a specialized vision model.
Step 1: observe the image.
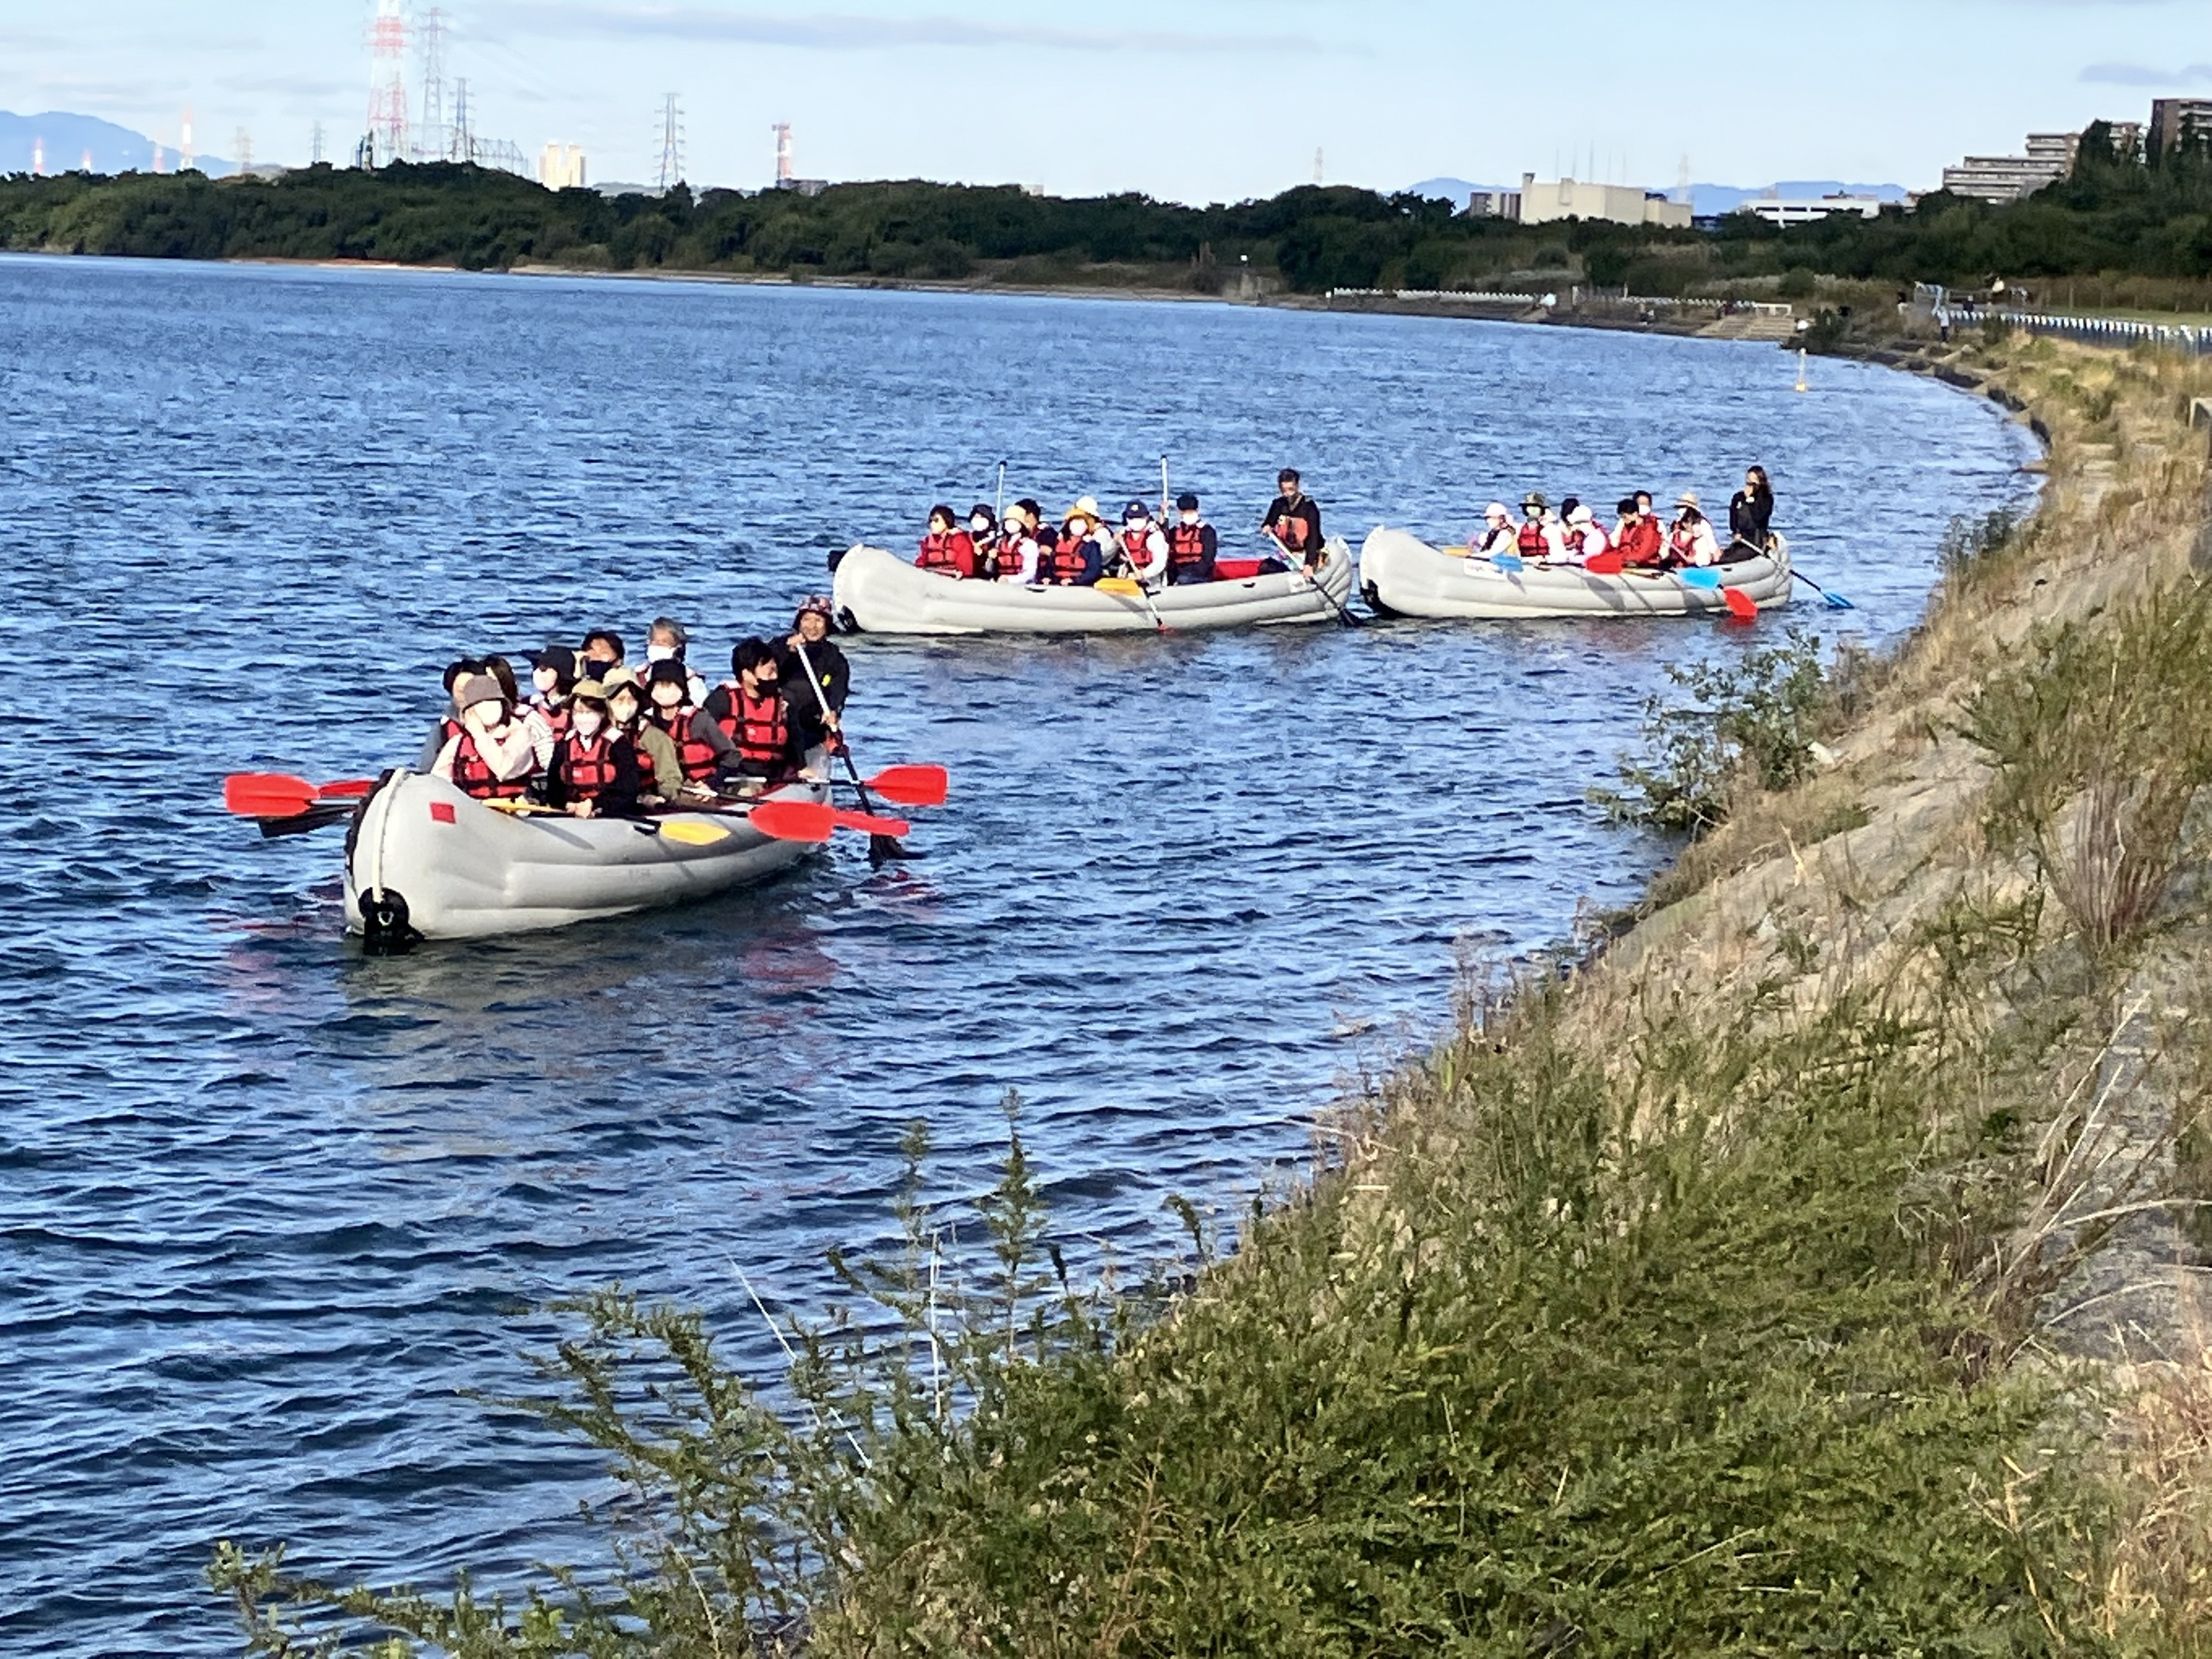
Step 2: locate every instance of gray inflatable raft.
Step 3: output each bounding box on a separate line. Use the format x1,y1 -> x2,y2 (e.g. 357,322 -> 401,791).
832,538 -> 1356,635
343,770 -> 830,944
1358,527 -> 1791,620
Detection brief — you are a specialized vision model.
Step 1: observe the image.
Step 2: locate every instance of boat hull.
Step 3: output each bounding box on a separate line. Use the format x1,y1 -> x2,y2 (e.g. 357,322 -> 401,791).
832,538 -> 1355,635
1358,527 -> 1791,619
342,771 -> 828,942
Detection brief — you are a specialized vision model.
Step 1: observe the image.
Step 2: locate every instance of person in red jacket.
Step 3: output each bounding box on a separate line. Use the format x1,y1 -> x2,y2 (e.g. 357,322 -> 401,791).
644,658 -> 740,795
916,505 -> 978,578
1612,496 -> 1665,568
541,681 -> 645,819
704,639 -> 810,787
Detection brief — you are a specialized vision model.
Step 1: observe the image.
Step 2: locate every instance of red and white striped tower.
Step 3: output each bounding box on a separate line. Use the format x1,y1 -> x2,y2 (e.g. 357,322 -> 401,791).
367,0 -> 410,166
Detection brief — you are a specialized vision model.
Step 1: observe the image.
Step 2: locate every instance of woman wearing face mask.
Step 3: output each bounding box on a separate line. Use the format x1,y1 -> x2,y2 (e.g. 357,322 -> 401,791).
522,645 -> 577,770
644,657 -> 739,796
433,674 -> 537,800
644,617 -> 710,704
966,504 -> 1001,570
1165,492 -> 1218,584
601,667 -> 684,806
992,503 -> 1042,584
916,505 -> 979,578
541,682 -> 644,820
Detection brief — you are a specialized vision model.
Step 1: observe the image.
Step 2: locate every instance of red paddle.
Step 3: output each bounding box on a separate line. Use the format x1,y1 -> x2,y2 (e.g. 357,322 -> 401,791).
223,772 -> 376,818
861,764 -> 949,808
833,807 -> 912,838
1583,551 -> 1626,577
748,800 -> 836,843
1722,588 -> 1759,622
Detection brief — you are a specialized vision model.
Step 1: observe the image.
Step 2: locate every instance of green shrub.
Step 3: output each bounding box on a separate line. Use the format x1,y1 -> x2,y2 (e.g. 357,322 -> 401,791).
1599,630 -> 1830,833
1778,264 -> 1819,299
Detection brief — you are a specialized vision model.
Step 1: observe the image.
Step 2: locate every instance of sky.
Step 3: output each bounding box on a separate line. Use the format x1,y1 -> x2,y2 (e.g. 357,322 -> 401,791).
1,0 -> 2208,198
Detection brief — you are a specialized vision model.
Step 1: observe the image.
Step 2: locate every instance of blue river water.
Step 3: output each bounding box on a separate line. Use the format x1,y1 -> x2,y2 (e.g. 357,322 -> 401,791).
0,255 -> 2037,1655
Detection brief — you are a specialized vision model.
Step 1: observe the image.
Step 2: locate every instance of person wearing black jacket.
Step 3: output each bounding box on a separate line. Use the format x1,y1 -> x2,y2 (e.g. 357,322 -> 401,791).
704,639 -> 811,786
1261,468 -> 1324,573
1728,465 -> 1775,555
771,599 -> 850,753
539,682 -> 646,819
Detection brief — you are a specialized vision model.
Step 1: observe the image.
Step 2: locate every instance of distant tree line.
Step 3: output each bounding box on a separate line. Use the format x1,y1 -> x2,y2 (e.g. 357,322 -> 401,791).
0,143 -> 2205,298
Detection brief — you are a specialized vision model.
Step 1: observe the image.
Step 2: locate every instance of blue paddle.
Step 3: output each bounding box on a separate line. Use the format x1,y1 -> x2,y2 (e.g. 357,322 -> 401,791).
1491,550 -> 1525,573
1678,567 -> 1722,589
1793,569 -> 1855,610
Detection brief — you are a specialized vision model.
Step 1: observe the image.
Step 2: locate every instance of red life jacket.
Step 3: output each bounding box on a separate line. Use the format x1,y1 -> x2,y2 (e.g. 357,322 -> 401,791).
1516,520 -> 1549,557
1616,518 -> 1663,567
1120,525 -> 1156,566
1669,519 -> 1705,558
450,727 -> 529,800
557,730 -> 621,799
651,704 -> 720,783
917,529 -> 975,577
1043,534 -> 1092,584
530,696 -> 572,742
1168,521 -> 1210,575
718,681 -> 790,769
1272,504 -> 1313,554
991,534 -> 1035,580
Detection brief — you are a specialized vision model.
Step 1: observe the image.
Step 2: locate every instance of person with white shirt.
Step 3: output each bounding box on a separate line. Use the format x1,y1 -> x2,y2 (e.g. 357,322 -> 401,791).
994,501 -> 1043,583
1564,504 -> 1611,565
433,674 -> 537,799
1114,501 -> 1170,585
1667,492 -> 1723,567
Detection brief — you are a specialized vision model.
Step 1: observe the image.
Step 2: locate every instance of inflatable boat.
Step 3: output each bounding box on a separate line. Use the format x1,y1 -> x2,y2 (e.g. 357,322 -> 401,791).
1358,527 -> 1792,620
831,538 -> 1356,635
342,769 -> 832,947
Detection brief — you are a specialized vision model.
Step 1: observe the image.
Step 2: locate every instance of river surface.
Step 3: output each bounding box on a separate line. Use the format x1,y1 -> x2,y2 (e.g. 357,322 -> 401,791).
0,256 -> 2036,1655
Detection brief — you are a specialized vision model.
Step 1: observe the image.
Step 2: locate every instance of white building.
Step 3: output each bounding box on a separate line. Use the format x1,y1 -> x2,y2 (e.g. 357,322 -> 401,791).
1516,175 -> 1693,230
1741,195 -> 1887,227
537,142 -> 587,190
1939,133 -> 2076,205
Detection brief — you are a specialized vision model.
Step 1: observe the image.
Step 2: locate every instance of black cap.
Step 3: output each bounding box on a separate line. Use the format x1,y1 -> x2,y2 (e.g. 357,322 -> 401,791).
646,658 -> 690,690
1175,492 -> 1199,511
1123,500 -> 1149,521
528,644 -> 578,677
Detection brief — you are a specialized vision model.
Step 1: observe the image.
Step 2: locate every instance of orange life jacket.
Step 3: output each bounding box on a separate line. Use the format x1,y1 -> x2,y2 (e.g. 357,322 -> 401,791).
1043,534 -> 1092,584
718,681 -> 791,771
556,731 -> 622,799
917,530 -> 975,576
449,728 -> 529,800
1516,520 -> 1549,557
1167,521 -> 1211,575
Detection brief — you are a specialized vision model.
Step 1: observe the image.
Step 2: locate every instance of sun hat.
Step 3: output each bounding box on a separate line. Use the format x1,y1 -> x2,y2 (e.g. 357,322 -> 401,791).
600,665 -> 643,696
1568,505 -> 1594,525
1485,501 -> 1510,520
1675,490 -> 1701,510
1073,494 -> 1101,518
571,679 -> 610,703
1522,491 -> 1548,510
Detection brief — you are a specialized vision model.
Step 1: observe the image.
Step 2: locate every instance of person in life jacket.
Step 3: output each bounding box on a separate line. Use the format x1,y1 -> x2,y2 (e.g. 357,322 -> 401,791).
1470,502 -> 1515,558
1261,467 -> 1324,573
541,681 -> 645,819
1515,493 -> 1568,562
1564,504 -> 1612,565
644,658 -> 740,797
602,667 -> 682,805
1042,501 -> 1107,587
1113,501 -> 1170,585
771,599 -> 850,751
1612,497 -> 1665,568
522,645 -> 579,771
916,505 -> 979,578
966,504 -> 1001,572
1666,491 -> 1722,568
1166,492 -> 1218,584
433,673 -> 537,800
418,656 -> 486,770
579,629 -> 626,682
645,616 -> 712,706
705,639 -> 810,786
991,502 -> 1042,584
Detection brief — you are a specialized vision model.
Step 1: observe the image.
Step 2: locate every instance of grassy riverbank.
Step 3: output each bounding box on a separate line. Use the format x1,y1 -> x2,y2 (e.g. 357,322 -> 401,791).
211,337 -> 2212,1655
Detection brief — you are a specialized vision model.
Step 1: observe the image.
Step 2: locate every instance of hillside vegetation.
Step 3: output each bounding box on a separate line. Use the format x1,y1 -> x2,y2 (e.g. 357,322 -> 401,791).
210,341 -> 2212,1655
2,139 -> 2208,303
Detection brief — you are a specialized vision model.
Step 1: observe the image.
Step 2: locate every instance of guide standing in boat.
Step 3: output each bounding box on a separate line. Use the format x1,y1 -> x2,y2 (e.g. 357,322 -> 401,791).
1262,469 -> 1324,573
772,600 -> 849,750
1729,466 -> 1775,555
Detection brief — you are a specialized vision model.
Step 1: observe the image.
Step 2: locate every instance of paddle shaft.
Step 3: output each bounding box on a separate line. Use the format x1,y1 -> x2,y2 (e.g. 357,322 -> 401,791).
1258,529 -> 1361,628
794,636 -> 910,863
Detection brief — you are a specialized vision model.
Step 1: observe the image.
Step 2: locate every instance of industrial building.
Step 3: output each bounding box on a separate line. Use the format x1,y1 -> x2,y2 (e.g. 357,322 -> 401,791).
1515,175 -> 1692,230
537,142 -> 585,190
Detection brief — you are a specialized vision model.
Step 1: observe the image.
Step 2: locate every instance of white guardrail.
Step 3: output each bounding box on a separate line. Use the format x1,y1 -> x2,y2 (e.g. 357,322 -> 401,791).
1326,287 -> 1791,315
1938,306 -> 2212,356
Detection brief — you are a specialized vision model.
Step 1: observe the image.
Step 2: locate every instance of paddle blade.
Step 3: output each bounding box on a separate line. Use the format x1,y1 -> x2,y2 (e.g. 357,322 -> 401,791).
1583,552 -> 1626,576
865,764 -> 949,808
257,802 -> 356,839
1722,587 -> 1759,621
1824,589 -> 1856,610
318,778 -> 376,799
748,800 -> 836,843
224,772 -> 317,817
1094,577 -> 1142,596
832,808 -> 912,838
1493,552 -> 1525,573
656,818 -> 735,847
1678,567 -> 1722,589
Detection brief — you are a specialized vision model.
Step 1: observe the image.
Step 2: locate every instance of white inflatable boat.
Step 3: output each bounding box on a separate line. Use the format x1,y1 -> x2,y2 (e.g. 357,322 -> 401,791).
1358,527 -> 1792,620
343,770 -> 832,946
831,538 -> 1356,635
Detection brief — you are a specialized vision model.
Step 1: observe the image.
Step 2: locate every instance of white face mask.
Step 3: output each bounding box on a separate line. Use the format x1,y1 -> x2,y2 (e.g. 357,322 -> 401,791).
1180,513 -> 1198,527
970,518 -> 990,534
573,710 -> 605,738
653,692 -> 684,713
645,644 -> 676,664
